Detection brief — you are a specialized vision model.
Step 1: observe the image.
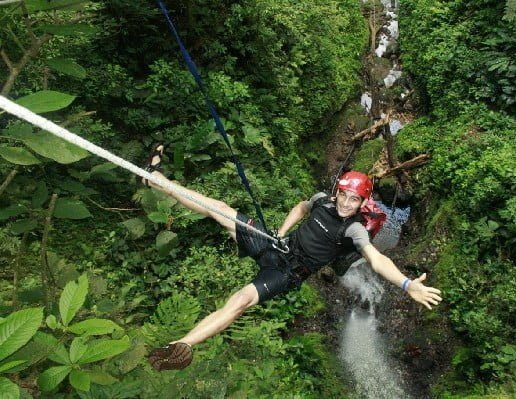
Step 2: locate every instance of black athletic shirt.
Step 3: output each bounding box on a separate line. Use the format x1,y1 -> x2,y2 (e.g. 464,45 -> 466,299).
290,192 -> 370,272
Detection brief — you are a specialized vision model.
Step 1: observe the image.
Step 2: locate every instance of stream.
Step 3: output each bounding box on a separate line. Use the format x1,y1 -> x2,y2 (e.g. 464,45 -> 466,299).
337,1 -> 414,397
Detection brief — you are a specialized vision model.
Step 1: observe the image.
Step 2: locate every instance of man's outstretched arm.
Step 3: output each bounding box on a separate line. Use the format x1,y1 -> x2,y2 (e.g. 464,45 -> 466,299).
360,244 -> 442,310
277,201 -> 309,237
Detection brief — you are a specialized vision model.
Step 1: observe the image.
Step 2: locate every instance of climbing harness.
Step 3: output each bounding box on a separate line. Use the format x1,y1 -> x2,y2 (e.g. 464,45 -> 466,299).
272,236 -> 290,254
155,0 -> 268,232
0,96 -> 277,244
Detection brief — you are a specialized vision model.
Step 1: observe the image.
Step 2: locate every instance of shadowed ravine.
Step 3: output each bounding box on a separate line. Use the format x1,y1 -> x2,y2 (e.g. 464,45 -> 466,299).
336,0 -> 415,396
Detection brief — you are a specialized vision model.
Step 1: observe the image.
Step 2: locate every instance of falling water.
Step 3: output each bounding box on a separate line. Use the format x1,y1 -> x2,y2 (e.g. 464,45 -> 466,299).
339,204 -> 412,399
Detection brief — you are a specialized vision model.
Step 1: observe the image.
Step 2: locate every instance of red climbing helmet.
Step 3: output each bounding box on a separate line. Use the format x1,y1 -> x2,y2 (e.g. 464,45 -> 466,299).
337,171 -> 373,199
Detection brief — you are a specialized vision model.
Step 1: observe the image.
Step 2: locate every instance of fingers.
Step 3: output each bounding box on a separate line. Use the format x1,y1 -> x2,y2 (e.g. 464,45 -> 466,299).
426,287 -> 442,295
428,293 -> 442,302
414,272 -> 427,283
420,300 -> 432,310
427,298 -> 439,306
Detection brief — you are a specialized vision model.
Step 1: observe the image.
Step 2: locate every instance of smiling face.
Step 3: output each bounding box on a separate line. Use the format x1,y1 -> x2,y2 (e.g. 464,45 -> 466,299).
335,189 -> 366,218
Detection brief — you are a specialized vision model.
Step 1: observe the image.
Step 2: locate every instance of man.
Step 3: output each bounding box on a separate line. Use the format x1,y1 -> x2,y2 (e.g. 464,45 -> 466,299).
144,145 -> 442,370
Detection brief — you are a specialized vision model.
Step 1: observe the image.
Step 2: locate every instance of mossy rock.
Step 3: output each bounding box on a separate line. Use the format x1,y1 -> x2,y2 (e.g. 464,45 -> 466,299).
336,103 -> 370,132
352,138 -> 384,173
370,58 -> 392,86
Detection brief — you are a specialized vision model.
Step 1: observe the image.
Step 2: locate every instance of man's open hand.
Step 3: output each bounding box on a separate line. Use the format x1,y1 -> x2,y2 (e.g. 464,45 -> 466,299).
407,273 -> 442,310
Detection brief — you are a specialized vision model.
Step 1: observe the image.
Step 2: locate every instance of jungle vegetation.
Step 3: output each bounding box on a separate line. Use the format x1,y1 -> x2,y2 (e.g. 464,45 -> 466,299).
397,0 -> 515,396
0,0 -> 514,398
0,0 -> 366,397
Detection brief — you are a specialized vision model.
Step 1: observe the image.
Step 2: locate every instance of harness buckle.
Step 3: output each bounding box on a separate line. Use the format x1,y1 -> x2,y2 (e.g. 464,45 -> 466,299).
272,237 -> 290,254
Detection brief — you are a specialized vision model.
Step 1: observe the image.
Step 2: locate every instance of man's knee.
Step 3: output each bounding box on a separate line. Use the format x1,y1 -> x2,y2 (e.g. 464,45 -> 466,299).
227,285 -> 259,314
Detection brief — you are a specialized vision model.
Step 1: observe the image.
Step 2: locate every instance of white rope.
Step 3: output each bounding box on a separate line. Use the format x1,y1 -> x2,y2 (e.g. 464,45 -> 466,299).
0,95 -> 276,242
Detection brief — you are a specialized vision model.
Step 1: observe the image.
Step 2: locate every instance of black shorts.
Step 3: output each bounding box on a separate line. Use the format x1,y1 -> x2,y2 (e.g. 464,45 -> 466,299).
235,212 -> 300,303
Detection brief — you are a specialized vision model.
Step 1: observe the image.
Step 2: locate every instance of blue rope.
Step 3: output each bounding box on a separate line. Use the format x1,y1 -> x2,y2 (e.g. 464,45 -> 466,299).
155,0 -> 269,232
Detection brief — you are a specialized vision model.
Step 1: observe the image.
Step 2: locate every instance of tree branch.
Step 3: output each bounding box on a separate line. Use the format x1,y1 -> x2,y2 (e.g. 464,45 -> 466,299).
374,154 -> 431,178
85,196 -> 139,212
62,110 -> 97,128
0,166 -> 19,196
1,33 -> 52,96
41,193 -> 58,309
12,231 -> 28,310
0,50 -> 14,71
352,113 -> 391,142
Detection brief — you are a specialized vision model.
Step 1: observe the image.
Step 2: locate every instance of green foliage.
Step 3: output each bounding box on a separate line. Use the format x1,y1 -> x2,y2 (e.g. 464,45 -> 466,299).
36,274 -> 130,394
46,58 -> 87,80
164,244 -> 256,306
2,122 -> 89,164
0,147 -> 41,166
59,274 -> 89,326
53,198 -> 92,220
142,292 -> 201,346
15,90 -> 76,114
400,0 -> 516,114
0,308 -> 43,361
396,105 -> 515,391
398,3 -> 515,392
353,138 -> 384,173
0,0 -> 367,396
0,307 -> 42,398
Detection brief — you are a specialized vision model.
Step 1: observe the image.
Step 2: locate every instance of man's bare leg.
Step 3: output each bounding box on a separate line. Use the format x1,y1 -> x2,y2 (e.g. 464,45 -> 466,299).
143,146 -> 238,239
176,284 -> 259,347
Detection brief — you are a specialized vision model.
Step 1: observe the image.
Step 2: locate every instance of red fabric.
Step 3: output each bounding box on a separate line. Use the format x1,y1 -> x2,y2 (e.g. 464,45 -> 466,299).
337,171 -> 373,199
360,198 -> 387,238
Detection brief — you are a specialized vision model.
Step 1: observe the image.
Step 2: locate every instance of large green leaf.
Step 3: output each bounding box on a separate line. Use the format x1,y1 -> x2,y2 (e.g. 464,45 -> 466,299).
1,123 -> 32,139
46,58 -> 86,79
27,131 -> 89,163
0,360 -> 27,373
15,91 -> 75,113
5,122 -> 89,164
88,370 -> 117,385
68,319 -> 123,337
121,218 -> 146,240
0,147 -> 40,165
38,365 -> 72,392
47,339 -> 70,365
29,331 -> 70,365
77,336 -> 130,364
89,163 -> 119,182
53,199 -> 92,220
58,179 -> 87,193
59,274 -> 88,326
3,332 -> 64,372
69,369 -> 90,391
10,219 -> 38,235
37,24 -> 98,36
0,204 -> 28,221
115,341 -> 146,373
0,308 -> 43,362
147,211 -> 168,224
0,377 -> 19,399
69,337 -> 87,364
156,231 -> 178,256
